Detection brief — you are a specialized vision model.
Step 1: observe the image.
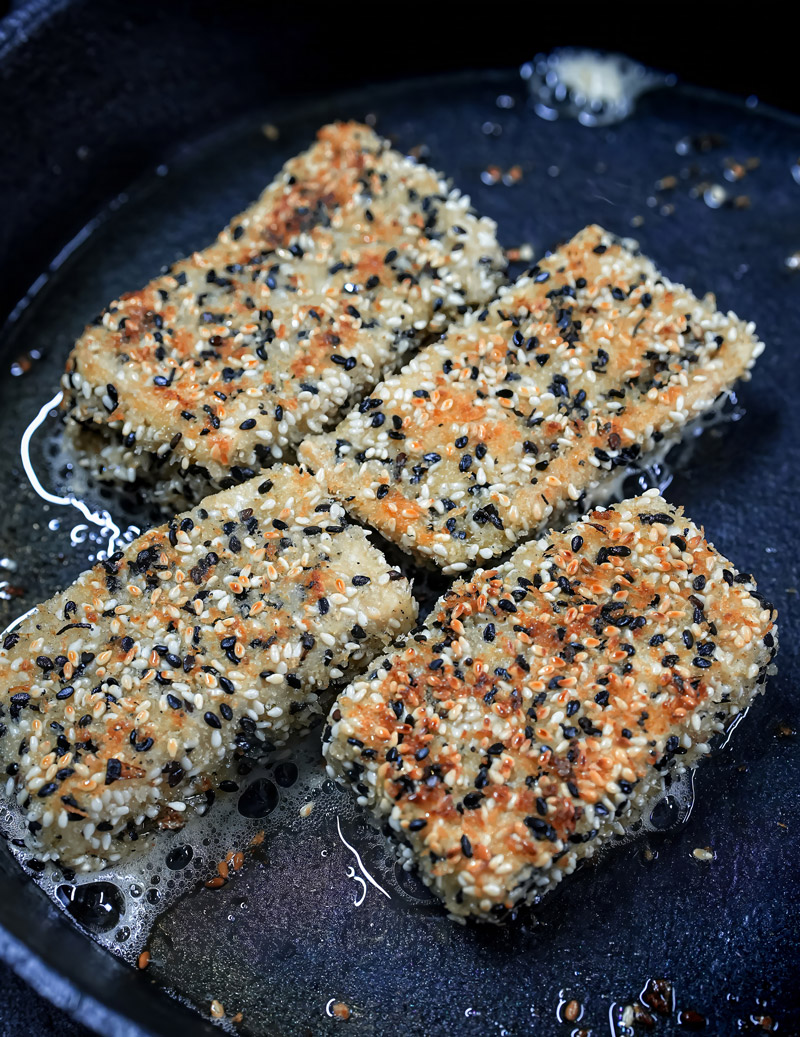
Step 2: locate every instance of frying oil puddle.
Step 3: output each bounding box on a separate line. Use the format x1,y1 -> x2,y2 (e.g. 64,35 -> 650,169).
335,815 -> 392,904
1,730 -> 332,963
19,390 -> 140,559
0,725 -> 436,970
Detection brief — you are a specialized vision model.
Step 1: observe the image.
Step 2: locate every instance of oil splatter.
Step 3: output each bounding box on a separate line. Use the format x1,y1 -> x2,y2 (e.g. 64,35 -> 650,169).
521,49 -> 668,126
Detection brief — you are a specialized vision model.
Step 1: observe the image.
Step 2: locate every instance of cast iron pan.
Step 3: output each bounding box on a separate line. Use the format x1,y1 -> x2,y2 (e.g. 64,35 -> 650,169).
2,7 -> 799,1037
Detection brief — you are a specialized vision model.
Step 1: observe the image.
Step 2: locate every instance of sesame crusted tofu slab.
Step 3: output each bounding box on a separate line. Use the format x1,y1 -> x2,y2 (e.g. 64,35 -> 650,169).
323,490 -> 778,921
301,224 -> 764,573
0,464 -> 416,871
61,121 -> 504,510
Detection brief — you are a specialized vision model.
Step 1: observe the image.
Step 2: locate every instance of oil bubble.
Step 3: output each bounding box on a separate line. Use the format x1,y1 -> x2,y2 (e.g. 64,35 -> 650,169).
56,882 -> 124,933
238,778 -> 279,818
166,845 -> 194,871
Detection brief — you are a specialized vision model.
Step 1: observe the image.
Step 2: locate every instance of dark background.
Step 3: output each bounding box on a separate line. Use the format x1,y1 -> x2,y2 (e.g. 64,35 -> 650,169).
0,3 -> 798,1035
1,1 -> 799,328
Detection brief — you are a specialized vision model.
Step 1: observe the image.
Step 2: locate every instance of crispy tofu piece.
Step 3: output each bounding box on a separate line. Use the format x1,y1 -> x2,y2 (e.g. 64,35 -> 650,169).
0,465 -> 416,869
323,491 -> 777,920
63,122 -> 504,508
302,225 -> 764,572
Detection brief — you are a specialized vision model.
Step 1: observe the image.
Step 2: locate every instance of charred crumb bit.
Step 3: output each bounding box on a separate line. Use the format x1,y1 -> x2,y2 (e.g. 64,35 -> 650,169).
677,1008 -> 708,1030
632,1004 -> 657,1028
506,243 -> 534,263
322,490 -> 777,920
643,978 -> 675,1016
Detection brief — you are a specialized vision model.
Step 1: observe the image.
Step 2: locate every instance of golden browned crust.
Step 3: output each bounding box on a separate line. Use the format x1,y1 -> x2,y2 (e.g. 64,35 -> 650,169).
302,225 -> 764,571
324,491 -> 777,919
63,122 -> 504,504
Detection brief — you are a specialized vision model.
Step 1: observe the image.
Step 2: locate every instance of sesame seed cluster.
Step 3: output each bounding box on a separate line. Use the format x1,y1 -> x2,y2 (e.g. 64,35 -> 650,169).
323,490 -> 777,920
62,122 -> 505,509
301,224 -> 764,572
0,465 -> 416,870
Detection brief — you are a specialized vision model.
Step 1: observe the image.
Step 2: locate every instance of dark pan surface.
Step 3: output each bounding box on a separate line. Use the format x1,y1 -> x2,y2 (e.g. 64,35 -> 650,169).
1,69 -> 799,1036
